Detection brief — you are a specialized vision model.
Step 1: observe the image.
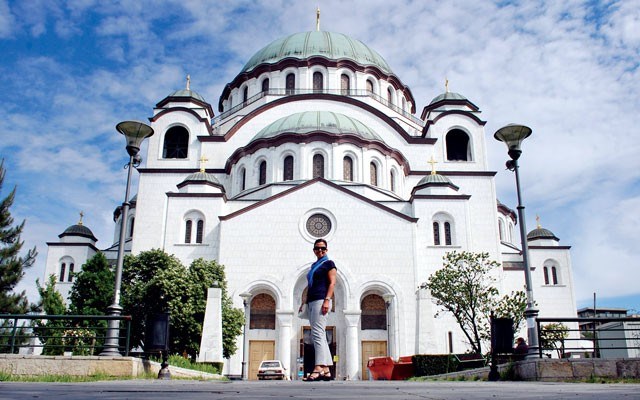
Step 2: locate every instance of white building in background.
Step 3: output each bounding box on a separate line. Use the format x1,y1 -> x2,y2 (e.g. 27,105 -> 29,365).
45,27 -> 578,380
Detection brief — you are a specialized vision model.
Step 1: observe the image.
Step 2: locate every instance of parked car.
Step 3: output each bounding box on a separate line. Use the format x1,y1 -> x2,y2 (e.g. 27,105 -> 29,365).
257,360 -> 288,380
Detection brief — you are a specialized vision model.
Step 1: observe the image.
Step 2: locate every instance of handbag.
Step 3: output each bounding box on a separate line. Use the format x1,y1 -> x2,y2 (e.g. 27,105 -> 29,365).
298,304 -> 309,320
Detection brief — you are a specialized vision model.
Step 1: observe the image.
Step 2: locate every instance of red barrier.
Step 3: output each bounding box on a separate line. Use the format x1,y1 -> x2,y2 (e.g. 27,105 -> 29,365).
367,356 -> 414,380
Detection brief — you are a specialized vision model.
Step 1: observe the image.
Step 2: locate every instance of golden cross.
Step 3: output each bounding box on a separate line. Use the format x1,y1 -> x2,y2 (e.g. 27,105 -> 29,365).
536,215 -> 541,229
428,155 -> 437,175
78,211 -> 84,225
186,74 -> 191,91
316,7 -> 320,31
445,78 -> 449,93
199,155 -> 209,173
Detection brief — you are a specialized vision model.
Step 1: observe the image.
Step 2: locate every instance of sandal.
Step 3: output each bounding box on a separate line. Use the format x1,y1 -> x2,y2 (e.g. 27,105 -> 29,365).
304,371 -> 323,381
322,370 -> 332,381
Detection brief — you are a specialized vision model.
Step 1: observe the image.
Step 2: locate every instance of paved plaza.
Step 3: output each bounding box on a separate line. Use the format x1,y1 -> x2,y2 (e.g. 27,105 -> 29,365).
1,380 -> 639,400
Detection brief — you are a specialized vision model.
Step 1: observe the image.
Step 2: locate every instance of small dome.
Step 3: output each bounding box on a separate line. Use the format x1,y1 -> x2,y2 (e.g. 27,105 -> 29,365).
527,227 -> 559,241
181,171 -> 221,185
252,111 -> 383,142
169,89 -> 206,102
59,224 -> 97,241
417,173 -> 452,186
429,91 -> 467,105
241,31 -> 393,75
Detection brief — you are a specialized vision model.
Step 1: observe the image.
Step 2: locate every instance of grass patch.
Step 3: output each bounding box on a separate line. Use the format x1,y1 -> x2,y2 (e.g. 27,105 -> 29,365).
0,371 -> 157,382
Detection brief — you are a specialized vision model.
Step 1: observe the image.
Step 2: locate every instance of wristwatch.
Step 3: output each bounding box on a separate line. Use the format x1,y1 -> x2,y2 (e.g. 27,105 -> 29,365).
324,298 -> 331,301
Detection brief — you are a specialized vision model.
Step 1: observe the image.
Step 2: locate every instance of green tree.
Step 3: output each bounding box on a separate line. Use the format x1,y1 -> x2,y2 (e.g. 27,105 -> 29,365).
540,322 -> 569,358
34,275 -> 67,355
422,251 -> 526,355
0,160 -> 37,313
68,252 -> 114,316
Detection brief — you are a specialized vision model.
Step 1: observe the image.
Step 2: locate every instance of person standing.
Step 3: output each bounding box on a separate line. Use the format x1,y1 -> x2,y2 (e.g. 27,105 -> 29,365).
299,238 -> 337,381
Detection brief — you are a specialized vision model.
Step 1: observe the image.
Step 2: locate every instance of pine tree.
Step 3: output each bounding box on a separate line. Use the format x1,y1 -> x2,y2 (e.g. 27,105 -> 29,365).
0,160 -> 37,314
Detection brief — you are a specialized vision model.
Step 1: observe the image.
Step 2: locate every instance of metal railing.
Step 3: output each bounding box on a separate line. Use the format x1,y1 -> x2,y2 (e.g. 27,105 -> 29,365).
213,88 -> 424,126
0,314 -> 131,356
536,317 -> 640,359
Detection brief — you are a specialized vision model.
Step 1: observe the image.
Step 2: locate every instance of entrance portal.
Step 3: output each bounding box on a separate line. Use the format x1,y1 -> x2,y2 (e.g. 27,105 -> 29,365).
300,326 -> 336,379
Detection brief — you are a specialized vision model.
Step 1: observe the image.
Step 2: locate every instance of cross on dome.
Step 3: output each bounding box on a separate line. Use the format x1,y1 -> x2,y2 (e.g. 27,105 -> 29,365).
186,74 -> 191,91
316,7 -> 320,31
428,155 -> 438,175
199,155 -> 209,173
78,211 -> 84,225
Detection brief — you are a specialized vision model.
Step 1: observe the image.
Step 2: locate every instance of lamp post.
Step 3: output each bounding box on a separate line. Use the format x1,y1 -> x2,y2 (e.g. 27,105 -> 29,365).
494,123 -> 539,355
382,293 -> 394,357
100,121 -> 154,356
239,292 -> 252,380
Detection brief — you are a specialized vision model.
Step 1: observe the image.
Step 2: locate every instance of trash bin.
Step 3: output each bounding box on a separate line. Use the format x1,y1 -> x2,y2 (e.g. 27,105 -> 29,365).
144,313 -> 171,352
367,357 -> 394,380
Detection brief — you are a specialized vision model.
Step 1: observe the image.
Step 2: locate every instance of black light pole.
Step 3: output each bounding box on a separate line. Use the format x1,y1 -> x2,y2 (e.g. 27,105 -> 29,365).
239,292 -> 252,380
100,121 -> 154,356
494,124 -> 539,356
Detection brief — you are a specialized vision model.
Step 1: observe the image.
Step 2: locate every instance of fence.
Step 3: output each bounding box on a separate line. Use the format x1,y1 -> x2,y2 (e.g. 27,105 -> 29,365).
0,314 -> 131,356
536,317 -> 640,359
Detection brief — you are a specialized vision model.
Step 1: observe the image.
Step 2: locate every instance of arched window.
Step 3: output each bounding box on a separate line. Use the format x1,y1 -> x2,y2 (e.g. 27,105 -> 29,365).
370,162 -> 378,186
258,161 -> 267,185
444,222 -> 452,245
242,86 -> 248,104
551,266 -> 558,285
390,170 -> 396,192
313,71 -> 323,92
68,263 -> 74,282
250,293 -> 276,330
366,79 -> 374,93
261,78 -> 269,93
196,220 -> 204,244
387,87 -> 393,105
498,219 -> 505,241
313,154 -> 324,178
286,73 -> 295,94
128,217 -> 135,238
446,129 -> 470,161
163,126 -> 189,159
343,156 -> 353,181
361,294 -> 387,330
341,74 -> 350,94
240,167 -> 246,191
184,220 -> 192,243
433,213 -> 455,246
59,263 -> 66,282
543,267 -> 550,285
283,155 -> 294,181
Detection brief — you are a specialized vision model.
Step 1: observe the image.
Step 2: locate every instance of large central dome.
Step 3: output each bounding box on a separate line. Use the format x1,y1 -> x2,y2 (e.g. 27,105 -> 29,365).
241,31 -> 393,75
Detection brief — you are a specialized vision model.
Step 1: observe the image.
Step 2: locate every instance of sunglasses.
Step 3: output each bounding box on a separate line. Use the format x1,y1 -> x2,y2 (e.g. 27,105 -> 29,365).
313,247 -> 328,251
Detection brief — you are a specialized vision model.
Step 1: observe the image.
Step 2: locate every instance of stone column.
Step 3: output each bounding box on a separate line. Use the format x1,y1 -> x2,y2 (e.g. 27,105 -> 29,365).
416,288 -> 437,354
198,287 -> 223,362
343,310 -> 361,380
277,311 -> 294,378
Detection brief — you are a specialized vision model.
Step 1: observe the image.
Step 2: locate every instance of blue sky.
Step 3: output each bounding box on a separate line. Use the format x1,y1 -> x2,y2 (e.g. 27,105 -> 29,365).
0,0 -> 638,313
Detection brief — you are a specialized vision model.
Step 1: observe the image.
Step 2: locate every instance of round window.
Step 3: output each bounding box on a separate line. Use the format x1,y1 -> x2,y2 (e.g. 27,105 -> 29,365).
306,214 -> 332,238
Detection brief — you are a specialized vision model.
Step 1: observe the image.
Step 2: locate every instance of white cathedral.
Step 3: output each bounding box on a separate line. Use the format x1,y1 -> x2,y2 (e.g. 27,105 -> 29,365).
45,25 -> 578,380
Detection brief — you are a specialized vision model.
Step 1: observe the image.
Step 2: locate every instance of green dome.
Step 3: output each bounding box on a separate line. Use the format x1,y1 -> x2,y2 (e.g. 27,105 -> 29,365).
417,173 -> 453,186
59,224 -> 97,241
252,111 -> 383,142
169,89 -> 206,102
241,31 -> 393,74
182,171 -> 221,185
527,227 -> 559,241
429,91 -> 467,104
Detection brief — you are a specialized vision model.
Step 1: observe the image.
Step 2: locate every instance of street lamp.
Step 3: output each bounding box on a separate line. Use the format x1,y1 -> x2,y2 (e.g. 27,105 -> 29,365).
494,123 -> 539,356
239,292 -> 252,380
382,293 -> 394,357
100,121 -> 154,356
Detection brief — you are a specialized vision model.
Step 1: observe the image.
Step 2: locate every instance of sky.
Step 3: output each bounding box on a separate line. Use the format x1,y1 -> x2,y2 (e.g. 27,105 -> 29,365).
0,0 -> 638,313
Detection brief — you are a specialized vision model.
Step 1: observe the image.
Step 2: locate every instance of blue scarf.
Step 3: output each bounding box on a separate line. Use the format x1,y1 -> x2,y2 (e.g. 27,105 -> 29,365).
307,255 -> 329,288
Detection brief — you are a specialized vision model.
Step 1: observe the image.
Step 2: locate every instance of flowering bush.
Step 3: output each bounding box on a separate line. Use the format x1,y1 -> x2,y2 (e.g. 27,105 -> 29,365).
62,328 -> 95,355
